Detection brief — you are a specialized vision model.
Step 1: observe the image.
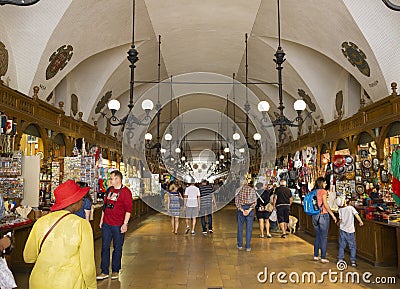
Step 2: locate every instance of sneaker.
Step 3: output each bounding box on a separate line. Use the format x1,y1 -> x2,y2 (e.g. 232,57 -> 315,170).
281,234 -> 286,238
96,273 -> 109,280
185,226 -> 190,234
351,261 -> 357,267
320,259 -> 330,264
191,231 -> 196,235
236,245 -> 243,250
111,272 -> 119,280
267,234 -> 272,238
202,231 -> 207,235
246,248 -> 251,252
208,229 -> 213,234
313,256 -> 321,261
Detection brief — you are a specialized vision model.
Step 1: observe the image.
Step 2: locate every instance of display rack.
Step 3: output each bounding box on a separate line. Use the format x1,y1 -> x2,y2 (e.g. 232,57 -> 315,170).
64,156 -> 98,201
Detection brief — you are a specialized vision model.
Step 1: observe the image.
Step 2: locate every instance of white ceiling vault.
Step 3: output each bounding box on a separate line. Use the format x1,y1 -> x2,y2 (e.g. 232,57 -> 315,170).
0,0 -> 399,151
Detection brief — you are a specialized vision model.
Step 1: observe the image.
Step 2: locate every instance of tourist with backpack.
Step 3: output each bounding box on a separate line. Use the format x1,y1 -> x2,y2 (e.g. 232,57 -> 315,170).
310,177 -> 337,263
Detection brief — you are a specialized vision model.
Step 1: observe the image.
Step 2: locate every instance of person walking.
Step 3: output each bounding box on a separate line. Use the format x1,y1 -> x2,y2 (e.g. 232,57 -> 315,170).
235,180 -> 257,251
167,182 -> 181,234
336,198 -> 364,267
273,179 -> 293,238
97,170 -> 133,280
184,179 -> 200,235
199,180 -> 216,234
23,180 -> 97,289
255,183 -> 273,238
312,177 -> 337,263
74,181 -> 93,221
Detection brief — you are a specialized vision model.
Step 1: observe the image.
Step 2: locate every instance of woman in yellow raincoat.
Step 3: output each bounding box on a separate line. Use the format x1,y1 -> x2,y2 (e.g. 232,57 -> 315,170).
23,180 -> 97,289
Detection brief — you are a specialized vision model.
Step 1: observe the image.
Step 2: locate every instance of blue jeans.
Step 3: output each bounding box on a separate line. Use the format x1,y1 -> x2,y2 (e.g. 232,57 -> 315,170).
201,214 -> 213,231
101,222 -> 125,274
312,213 -> 330,259
338,229 -> 357,262
237,205 -> 254,249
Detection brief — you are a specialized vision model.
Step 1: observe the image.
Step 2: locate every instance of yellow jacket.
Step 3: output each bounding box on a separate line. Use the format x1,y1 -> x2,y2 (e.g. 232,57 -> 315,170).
23,210 -> 97,289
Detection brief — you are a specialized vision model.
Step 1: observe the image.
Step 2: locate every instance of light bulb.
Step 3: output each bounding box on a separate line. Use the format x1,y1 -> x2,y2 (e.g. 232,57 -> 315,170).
141,99 -> 154,111
239,148 -> 245,153
175,147 -> 181,153
181,156 -> 186,161
160,148 -> 166,154
219,154 -> 224,160
257,101 -> 270,112
293,99 -> 306,111
232,133 -> 240,141
108,99 -> 121,111
224,147 -> 230,153
164,133 -> 172,141
145,133 -> 153,140
216,160 -> 220,165
253,132 -> 261,141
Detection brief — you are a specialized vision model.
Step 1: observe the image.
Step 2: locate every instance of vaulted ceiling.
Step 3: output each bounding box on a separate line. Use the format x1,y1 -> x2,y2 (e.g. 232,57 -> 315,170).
1,0 -> 399,154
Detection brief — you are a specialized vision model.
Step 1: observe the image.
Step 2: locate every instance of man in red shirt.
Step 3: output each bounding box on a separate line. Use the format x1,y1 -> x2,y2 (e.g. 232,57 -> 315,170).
97,170 -> 133,280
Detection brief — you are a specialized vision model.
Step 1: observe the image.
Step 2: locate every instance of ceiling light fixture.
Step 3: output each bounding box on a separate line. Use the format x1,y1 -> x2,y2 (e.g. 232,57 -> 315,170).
145,35 -> 163,150
257,0 -> 312,141
106,0 -> 154,127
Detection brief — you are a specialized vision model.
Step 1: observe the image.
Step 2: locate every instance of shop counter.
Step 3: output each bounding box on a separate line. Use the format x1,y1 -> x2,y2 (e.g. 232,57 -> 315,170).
291,202 -> 399,268
0,222 -> 34,272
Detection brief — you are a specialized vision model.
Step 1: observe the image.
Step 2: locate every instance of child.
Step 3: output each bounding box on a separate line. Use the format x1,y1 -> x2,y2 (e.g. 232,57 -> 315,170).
336,198 -> 364,267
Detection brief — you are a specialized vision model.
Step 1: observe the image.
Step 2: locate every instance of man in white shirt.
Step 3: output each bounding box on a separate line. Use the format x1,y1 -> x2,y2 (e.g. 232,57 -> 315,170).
184,179 -> 200,235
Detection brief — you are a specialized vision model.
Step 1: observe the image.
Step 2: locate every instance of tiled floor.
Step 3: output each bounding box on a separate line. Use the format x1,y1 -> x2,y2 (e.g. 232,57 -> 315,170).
14,205 -> 399,288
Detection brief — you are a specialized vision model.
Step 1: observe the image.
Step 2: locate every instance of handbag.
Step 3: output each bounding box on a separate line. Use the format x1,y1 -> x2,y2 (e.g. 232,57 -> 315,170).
269,210 -> 277,222
266,203 -> 274,212
0,257 -> 17,289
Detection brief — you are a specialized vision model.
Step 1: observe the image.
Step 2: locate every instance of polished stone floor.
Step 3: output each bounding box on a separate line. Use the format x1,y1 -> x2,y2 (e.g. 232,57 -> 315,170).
15,205 -> 398,288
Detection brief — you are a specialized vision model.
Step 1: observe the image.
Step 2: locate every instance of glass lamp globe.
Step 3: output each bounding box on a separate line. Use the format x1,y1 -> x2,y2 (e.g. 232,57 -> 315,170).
219,154 -> 224,160
175,147 -> 181,153
170,157 -> 174,162
216,160 -> 220,165
293,99 -> 306,111
181,156 -> 186,161
142,99 -> 154,111
232,133 -> 240,141
253,132 -> 261,141
160,148 -> 166,154
145,133 -> 153,140
164,133 -> 172,141
224,147 -> 230,153
239,148 -> 245,153
108,99 -> 121,111
257,101 -> 270,112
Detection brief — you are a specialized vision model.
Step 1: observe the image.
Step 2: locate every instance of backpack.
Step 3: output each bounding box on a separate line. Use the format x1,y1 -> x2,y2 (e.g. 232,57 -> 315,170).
303,189 -> 321,215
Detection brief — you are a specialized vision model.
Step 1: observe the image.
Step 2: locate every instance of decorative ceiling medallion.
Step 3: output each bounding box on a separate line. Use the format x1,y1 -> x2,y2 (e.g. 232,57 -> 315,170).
71,94 -> 78,116
46,45 -> 73,80
0,41 -> 9,81
0,0 -> 40,6
297,89 -> 316,112
341,42 -> 370,77
95,91 -> 112,114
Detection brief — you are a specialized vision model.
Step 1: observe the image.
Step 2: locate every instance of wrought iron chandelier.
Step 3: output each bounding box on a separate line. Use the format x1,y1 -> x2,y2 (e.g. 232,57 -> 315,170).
106,0 -> 154,127
257,0 -> 312,142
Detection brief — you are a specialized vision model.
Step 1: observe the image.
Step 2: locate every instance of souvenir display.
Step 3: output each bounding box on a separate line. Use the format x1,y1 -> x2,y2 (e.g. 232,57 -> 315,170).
0,151 -> 22,176
0,178 -> 24,199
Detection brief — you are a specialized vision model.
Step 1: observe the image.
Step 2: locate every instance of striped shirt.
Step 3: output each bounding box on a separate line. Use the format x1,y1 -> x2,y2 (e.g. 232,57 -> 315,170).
199,184 -> 214,209
235,185 -> 257,210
